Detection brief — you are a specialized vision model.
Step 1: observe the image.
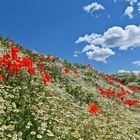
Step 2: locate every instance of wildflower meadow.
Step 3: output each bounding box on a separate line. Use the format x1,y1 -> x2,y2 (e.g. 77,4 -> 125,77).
0,36 -> 140,139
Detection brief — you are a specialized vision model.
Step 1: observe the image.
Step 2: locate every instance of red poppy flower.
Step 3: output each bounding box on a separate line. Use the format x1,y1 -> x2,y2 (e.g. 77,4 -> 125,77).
28,67 -> 35,75
38,65 -> 44,73
64,68 -> 69,74
123,100 -> 139,106
107,81 -> 112,85
11,46 -> 19,54
4,54 -> 10,59
44,71 -> 49,75
11,53 -> 18,60
4,60 -> 12,71
129,86 -> 140,91
11,62 -> 21,73
42,75 -> 51,83
88,103 -> 100,114
16,59 -> 24,67
118,83 -> 121,88
117,93 -> 125,101
23,57 -> 33,67
0,74 -> 2,81
74,70 -> 79,74
98,87 -> 105,95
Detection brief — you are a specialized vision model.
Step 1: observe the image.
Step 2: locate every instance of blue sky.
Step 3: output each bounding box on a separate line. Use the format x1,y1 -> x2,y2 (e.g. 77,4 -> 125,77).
0,0 -> 140,74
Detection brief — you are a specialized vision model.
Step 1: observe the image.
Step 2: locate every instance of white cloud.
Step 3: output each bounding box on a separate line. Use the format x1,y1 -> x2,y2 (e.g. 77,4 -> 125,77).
73,54 -> 78,57
133,60 -> 140,66
83,2 -> 105,13
118,69 -> 140,74
76,25 -> 140,50
76,33 -> 103,44
73,51 -> 81,57
137,2 -> 140,12
83,45 -> 115,63
76,25 -> 140,63
124,6 -> 134,19
118,69 -> 131,73
115,0 -> 137,4
126,0 -> 138,5
125,0 -> 140,19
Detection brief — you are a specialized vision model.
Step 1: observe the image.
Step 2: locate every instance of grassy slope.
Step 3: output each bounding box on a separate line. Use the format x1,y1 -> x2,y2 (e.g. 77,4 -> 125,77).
112,73 -> 140,87
0,37 -> 140,140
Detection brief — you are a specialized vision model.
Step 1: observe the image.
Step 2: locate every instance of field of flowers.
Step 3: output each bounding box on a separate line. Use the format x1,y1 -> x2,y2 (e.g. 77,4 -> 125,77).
113,73 -> 140,89
0,36 -> 140,140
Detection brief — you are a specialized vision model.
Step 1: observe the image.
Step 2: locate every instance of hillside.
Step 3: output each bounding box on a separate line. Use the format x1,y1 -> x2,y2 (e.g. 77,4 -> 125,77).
113,72 -> 140,88
0,36 -> 140,140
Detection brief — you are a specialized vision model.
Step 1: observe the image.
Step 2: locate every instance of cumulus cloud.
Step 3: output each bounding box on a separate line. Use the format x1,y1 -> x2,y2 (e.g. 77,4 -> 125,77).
76,25 -> 140,50
82,45 -> 115,63
133,60 -> 140,66
126,0 -> 138,5
83,2 -> 105,13
118,69 -> 140,74
124,6 -> 134,19
75,25 -> 140,63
